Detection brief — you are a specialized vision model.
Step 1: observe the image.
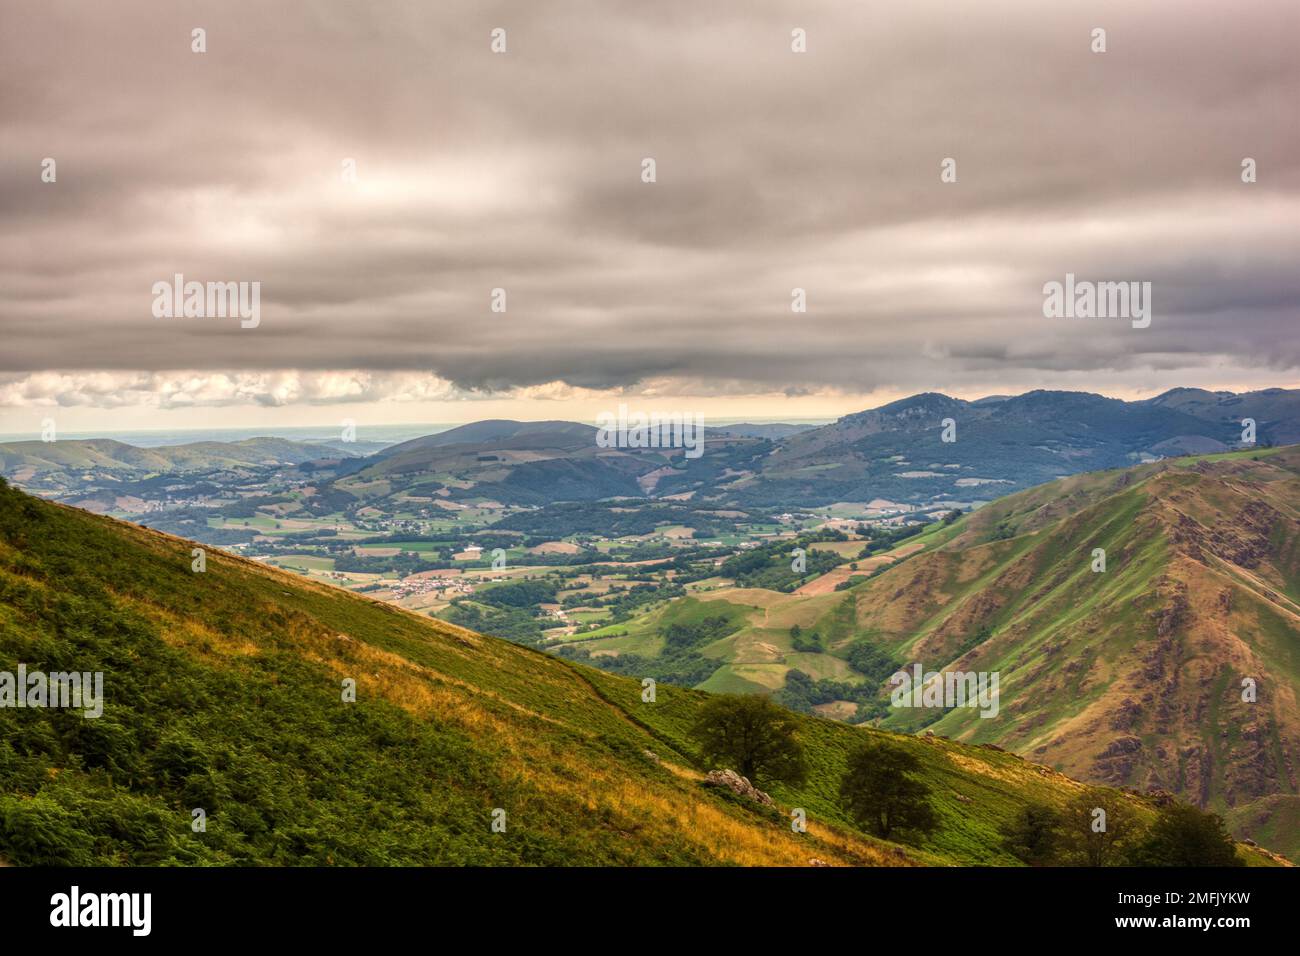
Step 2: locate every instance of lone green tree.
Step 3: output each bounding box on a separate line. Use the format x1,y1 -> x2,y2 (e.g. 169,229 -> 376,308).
1060,791 -> 1136,866
839,740 -> 938,841
1129,803 -> 1243,867
1001,803 -> 1062,865
689,694 -> 808,787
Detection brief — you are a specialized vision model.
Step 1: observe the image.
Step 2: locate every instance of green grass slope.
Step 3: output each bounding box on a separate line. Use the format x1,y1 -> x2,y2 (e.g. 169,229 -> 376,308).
2,478 -> 1273,866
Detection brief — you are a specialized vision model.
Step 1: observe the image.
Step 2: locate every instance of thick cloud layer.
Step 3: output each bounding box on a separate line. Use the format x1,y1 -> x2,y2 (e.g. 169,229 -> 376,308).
2,0 -> 1297,409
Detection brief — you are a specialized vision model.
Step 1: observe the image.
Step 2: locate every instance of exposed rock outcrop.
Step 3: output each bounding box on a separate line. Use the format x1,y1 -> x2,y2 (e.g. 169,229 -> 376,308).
702,769 -> 774,806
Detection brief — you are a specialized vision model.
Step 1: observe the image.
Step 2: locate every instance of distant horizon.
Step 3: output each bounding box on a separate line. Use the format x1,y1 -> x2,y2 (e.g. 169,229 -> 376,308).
0,418 -> 838,445
2,383 -> 1295,444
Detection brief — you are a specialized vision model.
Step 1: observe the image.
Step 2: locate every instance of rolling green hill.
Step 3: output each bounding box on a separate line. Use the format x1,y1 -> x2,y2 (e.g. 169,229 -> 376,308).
0,477 -> 1275,866
0,436 -> 355,486
582,447 -> 1300,858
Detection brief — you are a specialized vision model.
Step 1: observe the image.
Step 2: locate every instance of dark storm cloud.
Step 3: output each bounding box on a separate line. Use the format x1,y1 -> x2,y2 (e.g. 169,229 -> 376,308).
1,0 -> 1298,404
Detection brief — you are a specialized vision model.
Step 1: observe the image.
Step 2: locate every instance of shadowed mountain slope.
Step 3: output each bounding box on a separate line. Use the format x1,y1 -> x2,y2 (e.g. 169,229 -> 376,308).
837,446 -> 1300,857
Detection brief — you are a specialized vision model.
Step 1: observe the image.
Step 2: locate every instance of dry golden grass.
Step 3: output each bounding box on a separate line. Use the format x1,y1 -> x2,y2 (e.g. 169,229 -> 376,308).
111,556 -> 910,866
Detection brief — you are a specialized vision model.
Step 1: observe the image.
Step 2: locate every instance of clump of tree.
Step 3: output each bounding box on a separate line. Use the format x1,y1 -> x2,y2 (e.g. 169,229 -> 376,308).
1000,803 -> 1062,865
858,522 -> 928,557
664,615 -> 739,651
998,791 -> 1242,867
718,531 -> 845,591
443,602 -> 544,645
1128,802 -> 1243,867
689,695 -> 808,788
845,641 -> 900,683
839,739 -> 938,841
789,624 -> 822,653
1059,791 -> 1138,866
558,644 -> 719,688
776,670 -> 885,720
475,578 -> 558,609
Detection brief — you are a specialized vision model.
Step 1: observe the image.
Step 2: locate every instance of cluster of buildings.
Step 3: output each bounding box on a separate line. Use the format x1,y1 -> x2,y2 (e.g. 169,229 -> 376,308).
388,577 -> 475,599
356,517 -> 436,534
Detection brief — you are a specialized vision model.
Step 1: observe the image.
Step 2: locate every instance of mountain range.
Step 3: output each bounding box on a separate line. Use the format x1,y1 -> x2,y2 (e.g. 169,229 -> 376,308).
6,388 -> 1297,516
316,387 -> 1300,513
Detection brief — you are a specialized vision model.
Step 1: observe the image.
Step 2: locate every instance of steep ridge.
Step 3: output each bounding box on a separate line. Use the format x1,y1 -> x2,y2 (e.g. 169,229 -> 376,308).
1,477 -> 1270,866
838,446 -> 1300,856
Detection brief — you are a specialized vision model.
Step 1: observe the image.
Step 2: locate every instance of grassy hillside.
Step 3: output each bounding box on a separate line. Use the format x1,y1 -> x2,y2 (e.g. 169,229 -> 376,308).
542,447 -> 1300,860
791,446 -> 1300,857
0,478 -> 1272,866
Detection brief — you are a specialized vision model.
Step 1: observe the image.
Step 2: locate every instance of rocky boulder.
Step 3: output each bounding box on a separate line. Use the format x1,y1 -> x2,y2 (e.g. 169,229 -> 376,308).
703,769 -> 774,806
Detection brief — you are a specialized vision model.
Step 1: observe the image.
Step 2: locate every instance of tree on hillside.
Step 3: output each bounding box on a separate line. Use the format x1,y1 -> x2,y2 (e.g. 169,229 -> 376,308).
1001,803 -> 1062,865
839,740 -> 938,841
845,641 -> 899,682
1060,791 -> 1137,866
689,694 -> 808,788
1128,803 -> 1243,867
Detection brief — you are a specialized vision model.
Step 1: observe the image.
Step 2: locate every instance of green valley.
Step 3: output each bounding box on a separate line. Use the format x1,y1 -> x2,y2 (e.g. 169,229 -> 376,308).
0,477 -> 1278,866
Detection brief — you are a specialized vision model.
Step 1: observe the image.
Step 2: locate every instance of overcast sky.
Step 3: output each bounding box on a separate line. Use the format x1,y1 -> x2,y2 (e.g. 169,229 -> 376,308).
2,0 -> 1297,432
